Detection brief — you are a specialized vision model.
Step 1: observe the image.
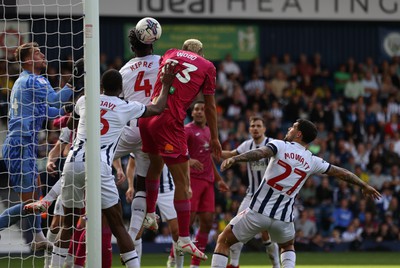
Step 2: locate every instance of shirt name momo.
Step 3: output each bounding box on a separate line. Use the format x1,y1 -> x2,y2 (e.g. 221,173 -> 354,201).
129,60 -> 153,71
100,100 -> 116,110
284,152 -> 310,170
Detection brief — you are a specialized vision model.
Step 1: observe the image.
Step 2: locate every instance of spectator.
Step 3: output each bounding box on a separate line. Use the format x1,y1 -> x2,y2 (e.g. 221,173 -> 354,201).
332,199 -> 353,233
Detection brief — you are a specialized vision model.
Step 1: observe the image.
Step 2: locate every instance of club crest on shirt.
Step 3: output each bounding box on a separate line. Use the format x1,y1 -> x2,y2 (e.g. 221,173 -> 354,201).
37,77 -> 48,85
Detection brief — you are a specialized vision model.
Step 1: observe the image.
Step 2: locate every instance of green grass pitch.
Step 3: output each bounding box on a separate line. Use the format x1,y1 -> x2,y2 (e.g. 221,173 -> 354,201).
1,252 -> 399,267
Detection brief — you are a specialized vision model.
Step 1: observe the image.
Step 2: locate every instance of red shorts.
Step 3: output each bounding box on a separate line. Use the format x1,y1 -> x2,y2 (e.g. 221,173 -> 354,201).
190,178 -> 215,213
140,110 -> 188,160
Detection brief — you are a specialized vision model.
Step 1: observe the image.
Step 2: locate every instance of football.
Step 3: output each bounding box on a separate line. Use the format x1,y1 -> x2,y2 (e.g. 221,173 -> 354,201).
135,17 -> 162,44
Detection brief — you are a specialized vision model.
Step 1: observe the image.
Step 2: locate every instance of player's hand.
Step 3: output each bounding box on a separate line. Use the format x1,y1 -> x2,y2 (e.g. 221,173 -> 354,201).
63,103 -> 74,114
217,180 -> 229,192
160,61 -> 177,87
220,157 -> 235,172
67,58 -> 85,92
46,161 -> 57,177
189,159 -> 204,171
362,185 -> 381,200
210,138 -> 222,161
126,186 -> 134,203
115,168 -> 126,186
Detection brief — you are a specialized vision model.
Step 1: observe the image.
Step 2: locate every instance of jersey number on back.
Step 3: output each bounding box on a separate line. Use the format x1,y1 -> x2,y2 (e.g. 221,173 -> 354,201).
100,109 -> 109,135
164,59 -> 197,83
267,160 -> 307,195
134,71 -> 152,97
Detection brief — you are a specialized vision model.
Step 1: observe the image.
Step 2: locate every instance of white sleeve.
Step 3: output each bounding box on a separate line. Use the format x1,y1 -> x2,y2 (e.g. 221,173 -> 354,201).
236,140 -> 248,154
128,101 -> 146,119
74,95 -> 86,116
312,155 -> 331,174
59,127 -> 71,143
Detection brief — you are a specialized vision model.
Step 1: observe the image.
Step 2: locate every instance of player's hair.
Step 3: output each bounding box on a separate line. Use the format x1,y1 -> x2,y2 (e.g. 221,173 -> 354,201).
182,39 -> 203,56
249,116 -> 265,127
128,28 -> 152,53
14,42 -> 39,62
101,69 -> 122,94
296,118 -> 317,144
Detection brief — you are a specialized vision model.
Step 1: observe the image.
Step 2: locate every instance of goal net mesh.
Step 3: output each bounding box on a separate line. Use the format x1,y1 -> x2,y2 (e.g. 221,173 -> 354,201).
0,0 -> 84,266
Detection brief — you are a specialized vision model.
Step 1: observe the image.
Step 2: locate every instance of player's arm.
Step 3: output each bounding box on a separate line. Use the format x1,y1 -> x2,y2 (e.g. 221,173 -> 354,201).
204,94 -> 221,160
326,165 -> 381,200
47,140 -> 68,177
112,158 -> 126,186
125,155 -> 136,203
212,159 -> 229,192
221,146 -> 274,171
221,149 -> 238,159
141,62 -> 176,117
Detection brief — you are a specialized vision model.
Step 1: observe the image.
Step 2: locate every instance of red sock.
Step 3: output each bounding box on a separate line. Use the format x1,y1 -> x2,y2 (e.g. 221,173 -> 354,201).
68,220 -> 85,255
74,229 -> 86,267
174,199 -> 191,237
170,243 -> 175,258
191,231 -> 209,265
102,226 -> 112,268
145,179 -> 160,213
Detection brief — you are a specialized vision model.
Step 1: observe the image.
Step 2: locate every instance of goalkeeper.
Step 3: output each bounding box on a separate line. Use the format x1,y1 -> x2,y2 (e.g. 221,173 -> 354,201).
0,42 -> 83,251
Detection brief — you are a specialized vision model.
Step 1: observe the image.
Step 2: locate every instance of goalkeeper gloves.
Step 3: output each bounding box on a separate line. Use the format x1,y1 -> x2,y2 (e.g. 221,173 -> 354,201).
67,58 -> 85,92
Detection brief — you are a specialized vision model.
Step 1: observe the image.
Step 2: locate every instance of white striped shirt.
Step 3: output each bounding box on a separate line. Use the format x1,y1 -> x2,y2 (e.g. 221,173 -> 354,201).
236,137 -> 272,196
67,95 -> 146,165
249,140 -> 330,222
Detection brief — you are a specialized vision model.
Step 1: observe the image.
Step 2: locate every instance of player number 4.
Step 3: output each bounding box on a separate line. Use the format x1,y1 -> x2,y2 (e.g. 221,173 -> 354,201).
267,159 -> 307,195
134,71 -> 152,97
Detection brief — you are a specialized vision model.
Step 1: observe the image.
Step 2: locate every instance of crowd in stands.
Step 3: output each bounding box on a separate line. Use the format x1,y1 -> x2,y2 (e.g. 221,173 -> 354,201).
1,51 -> 400,252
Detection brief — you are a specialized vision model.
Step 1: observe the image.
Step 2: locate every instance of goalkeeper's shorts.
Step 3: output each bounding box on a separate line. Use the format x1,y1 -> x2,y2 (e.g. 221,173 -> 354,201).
2,136 -> 38,193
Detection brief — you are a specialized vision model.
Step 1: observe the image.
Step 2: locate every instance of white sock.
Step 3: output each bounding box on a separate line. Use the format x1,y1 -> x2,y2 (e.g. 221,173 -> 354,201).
229,242 -> 243,266
190,265 -> 199,268
121,250 -> 140,268
33,230 -> 46,242
129,191 -> 146,238
44,230 -> 58,268
43,179 -> 62,202
211,253 -> 228,268
174,241 -> 184,268
265,241 -> 280,267
133,238 -> 142,264
64,253 -> 74,268
178,236 -> 191,243
281,250 -> 296,268
73,265 -> 84,268
50,246 -> 69,268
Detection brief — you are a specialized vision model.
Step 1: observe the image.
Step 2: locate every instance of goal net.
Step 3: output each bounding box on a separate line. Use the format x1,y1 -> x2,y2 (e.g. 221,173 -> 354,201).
0,0 -> 85,266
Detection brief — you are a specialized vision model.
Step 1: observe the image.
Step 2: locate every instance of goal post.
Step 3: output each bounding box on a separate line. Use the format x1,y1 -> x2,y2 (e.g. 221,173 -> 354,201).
83,0 -> 102,267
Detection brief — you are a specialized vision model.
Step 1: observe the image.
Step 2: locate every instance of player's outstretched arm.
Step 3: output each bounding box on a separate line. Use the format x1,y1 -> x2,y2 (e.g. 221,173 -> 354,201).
221,149 -> 238,159
142,62 -> 176,117
221,146 -> 274,171
204,94 -> 221,160
326,165 -> 381,200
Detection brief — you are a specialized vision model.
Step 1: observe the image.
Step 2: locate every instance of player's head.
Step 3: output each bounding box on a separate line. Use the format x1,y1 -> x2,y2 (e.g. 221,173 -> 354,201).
15,42 -> 47,73
182,39 -> 203,57
249,116 -> 266,140
128,28 -> 153,57
191,100 -> 206,125
101,69 -> 122,96
284,119 -> 317,144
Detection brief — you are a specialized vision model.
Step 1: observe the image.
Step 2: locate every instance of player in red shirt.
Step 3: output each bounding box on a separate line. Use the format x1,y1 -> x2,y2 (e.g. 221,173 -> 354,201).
140,39 -> 221,261
185,101 -> 229,267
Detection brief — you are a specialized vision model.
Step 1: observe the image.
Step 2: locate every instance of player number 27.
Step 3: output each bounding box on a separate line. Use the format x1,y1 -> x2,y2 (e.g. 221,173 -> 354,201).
267,160 -> 306,195
164,59 -> 198,84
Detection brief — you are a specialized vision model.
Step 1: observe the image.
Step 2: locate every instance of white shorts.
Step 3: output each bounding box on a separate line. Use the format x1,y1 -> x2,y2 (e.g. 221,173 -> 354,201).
230,208 -> 295,244
113,125 -> 150,177
53,195 -> 64,216
157,190 -> 176,221
237,195 -> 251,214
61,162 -> 86,209
61,161 -> 120,210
